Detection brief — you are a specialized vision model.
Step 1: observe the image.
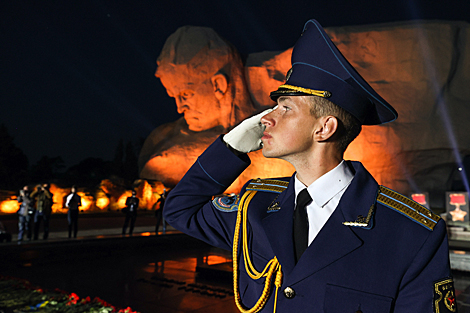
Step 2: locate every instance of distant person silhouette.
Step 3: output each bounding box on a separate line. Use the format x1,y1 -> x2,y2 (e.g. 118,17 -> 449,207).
30,183 -> 53,240
122,190 -> 139,235
17,186 -> 32,242
154,189 -> 167,234
65,186 -> 81,238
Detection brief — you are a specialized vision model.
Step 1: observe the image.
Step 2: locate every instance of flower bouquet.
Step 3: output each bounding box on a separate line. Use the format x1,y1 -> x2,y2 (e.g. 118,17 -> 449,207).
0,276 -> 139,313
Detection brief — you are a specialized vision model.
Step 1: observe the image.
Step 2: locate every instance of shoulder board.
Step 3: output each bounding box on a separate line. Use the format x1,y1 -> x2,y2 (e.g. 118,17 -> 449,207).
246,179 -> 289,194
377,186 -> 441,231
212,194 -> 239,212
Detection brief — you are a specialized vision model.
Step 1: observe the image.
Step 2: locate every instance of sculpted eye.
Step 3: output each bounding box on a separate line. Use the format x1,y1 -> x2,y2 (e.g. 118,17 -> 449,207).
181,90 -> 194,101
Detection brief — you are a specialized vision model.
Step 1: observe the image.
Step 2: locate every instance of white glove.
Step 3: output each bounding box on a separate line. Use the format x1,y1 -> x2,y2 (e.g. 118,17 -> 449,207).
223,107 -> 275,153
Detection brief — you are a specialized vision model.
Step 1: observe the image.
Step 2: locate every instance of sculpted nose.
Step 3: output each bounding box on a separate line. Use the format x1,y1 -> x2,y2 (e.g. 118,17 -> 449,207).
175,97 -> 189,114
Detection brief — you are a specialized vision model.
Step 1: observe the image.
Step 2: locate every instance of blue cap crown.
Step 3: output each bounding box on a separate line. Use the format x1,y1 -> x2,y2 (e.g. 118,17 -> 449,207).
270,19 -> 397,125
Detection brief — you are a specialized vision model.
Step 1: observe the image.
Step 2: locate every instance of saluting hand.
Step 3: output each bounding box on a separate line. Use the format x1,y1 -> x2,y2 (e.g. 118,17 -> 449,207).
223,107 -> 275,153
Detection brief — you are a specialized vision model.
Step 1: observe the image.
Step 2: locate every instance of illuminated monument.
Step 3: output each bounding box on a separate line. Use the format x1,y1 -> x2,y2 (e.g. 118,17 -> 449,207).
138,26 -> 294,192
140,21 -> 470,206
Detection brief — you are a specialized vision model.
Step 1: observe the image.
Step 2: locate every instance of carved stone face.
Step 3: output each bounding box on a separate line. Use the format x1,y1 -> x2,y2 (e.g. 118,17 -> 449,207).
158,68 -> 221,132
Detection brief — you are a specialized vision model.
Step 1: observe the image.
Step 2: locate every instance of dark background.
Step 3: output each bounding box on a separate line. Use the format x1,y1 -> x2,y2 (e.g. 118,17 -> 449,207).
1,0 -> 470,173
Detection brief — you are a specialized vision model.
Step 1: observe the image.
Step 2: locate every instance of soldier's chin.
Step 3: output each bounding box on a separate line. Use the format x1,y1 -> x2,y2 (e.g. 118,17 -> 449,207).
261,147 -> 276,158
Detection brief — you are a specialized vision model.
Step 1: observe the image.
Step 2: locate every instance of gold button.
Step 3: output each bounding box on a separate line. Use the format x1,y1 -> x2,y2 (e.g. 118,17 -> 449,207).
283,287 -> 295,299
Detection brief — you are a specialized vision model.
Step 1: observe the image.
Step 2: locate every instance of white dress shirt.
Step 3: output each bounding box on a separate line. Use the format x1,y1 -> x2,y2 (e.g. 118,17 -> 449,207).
65,193 -> 74,207
294,160 -> 354,245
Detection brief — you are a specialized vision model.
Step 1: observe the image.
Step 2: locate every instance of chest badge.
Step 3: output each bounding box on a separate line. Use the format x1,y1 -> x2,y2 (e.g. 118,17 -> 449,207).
267,202 -> 281,212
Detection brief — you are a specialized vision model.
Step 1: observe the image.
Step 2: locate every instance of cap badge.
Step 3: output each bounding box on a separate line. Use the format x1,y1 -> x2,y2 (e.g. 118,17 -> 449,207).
278,84 -> 332,98
285,68 -> 293,81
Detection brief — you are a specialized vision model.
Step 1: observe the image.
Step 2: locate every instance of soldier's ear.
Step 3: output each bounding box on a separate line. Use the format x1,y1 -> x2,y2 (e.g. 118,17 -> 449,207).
211,73 -> 228,100
313,116 -> 338,142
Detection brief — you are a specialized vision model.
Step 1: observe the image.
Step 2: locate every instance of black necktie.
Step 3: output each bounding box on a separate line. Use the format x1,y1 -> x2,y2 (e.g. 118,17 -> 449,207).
293,188 -> 312,263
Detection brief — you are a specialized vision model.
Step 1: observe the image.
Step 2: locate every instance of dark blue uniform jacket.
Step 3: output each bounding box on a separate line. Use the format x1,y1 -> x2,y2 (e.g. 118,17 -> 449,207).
164,137 -> 454,313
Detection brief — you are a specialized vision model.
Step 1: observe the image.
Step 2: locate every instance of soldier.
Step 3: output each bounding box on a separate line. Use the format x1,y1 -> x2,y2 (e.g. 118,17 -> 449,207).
164,20 -> 455,312
30,183 -> 53,240
122,190 -> 139,235
154,188 -> 168,234
17,186 -> 32,242
65,186 -> 81,238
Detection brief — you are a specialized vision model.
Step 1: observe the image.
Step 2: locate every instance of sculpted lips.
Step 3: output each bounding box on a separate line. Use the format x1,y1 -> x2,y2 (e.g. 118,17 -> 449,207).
184,112 -> 201,120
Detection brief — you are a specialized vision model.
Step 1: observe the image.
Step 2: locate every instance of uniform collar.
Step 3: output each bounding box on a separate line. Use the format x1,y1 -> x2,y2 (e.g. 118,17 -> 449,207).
285,161 -> 379,282
294,160 -> 354,208
262,161 -> 379,278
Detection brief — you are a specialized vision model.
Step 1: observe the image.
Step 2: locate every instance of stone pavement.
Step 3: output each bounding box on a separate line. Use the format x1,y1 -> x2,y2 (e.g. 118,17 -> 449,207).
0,213 -> 238,313
2,212 -> 470,312
1,211 -> 162,243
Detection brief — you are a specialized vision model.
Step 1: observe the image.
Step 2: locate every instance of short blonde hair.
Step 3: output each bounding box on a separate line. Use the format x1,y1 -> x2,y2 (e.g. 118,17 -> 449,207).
308,96 -> 362,153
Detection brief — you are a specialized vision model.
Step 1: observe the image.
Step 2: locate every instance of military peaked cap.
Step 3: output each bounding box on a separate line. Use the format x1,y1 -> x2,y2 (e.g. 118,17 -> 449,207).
270,19 -> 398,125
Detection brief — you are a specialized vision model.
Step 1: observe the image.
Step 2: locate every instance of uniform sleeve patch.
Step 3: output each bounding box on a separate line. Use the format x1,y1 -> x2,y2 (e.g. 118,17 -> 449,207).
212,194 -> 239,212
434,277 -> 457,313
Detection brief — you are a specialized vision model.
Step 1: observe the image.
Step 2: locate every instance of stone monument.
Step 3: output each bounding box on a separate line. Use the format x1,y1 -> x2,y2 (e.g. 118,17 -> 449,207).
138,26 -> 295,192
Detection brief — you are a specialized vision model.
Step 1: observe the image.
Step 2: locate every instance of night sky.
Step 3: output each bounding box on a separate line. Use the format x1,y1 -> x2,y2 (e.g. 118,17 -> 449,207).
1,0 -> 470,168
